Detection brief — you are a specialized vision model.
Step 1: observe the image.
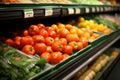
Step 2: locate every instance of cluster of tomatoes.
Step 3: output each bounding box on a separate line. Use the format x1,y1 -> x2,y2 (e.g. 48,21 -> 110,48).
4,23 -> 88,64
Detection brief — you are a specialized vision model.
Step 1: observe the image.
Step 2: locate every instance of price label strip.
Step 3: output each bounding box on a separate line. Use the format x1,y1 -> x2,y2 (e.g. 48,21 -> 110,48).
45,9 -> 53,16
24,9 -> 34,18
68,8 -> 74,15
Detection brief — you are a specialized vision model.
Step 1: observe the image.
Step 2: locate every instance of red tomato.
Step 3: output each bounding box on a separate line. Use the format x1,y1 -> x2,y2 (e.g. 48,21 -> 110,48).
51,24 -> 58,32
77,42 -> 83,50
41,52 -> 51,63
54,37 -> 59,42
81,39 -> 88,48
20,36 -> 34,47
65,24 -> 73,30
29,25 -> 39,35
45,27 -> 54,32
5,38 -> 15,47
45,37 -> 54,46
34,43 -> 47,54
51,42 -> 63,52
66,33 -> 79,42
37,23 -> 45,29
68,41 -> 78,50
22,45 -> 35,55
63,45 -> 73,55
14,36 -> 22,49
23,29 -> 30,36
46,46 -> 53,53
39,29 -> 48,38
62,54 -> 70,60
32,35 -> 45,43
59,28 -> 70,38
59,38 -> 67,46
48,30 -> 57,38
50,52 -> 63,64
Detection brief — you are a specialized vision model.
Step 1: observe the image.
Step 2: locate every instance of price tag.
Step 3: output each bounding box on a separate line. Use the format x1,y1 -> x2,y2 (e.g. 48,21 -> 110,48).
24,9 -> 34,18
100,7 -> 103,12
75,8 -> 80,14
85,8 -> 89,13
92,7 -> 95,12
96,7 -> 100,12
110,7 -> 112,11
45,9 -> 53,16
68,8 -> 74,14
105,7 -> 108,11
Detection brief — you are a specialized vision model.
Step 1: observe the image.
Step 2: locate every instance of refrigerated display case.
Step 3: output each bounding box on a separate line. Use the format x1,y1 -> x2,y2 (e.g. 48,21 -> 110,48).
0,2 -> 120,80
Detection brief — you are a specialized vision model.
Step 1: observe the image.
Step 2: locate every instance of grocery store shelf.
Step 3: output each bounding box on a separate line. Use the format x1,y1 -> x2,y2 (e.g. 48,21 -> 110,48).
93,52 -> 120,80
31,30 -> 120,80
62,31 -> 120,80
0,4 -> 120,22
0,3 -> 120,80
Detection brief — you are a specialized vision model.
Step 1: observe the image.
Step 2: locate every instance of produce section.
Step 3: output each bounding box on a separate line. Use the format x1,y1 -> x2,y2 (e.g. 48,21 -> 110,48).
0,1 -> 120,80
0,42 -> 47,80
72,47 -> 120,80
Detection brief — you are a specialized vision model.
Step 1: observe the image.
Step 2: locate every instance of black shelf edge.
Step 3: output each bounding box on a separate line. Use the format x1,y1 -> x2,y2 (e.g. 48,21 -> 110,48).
0,5 -> 120,22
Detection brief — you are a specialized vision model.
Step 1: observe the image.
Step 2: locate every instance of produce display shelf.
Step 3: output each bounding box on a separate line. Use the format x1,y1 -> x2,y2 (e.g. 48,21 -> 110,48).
0,3 -> 120,22
0,3 -> 120,80
30,30 -> 110,80
30,44 -> 92,80
41,30 -> 120,80
25,29 -> 120,80
93,51 -> 120,80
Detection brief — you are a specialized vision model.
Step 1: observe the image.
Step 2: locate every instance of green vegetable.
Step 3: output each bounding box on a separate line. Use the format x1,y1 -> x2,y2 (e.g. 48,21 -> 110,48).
0,42 -> 47,80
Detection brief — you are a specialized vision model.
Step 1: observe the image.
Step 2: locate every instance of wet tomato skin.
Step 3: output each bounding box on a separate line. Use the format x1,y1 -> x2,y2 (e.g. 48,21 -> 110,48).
41,52 -> 51,63
23,29 -> 30,36
48,30 -> 57,38
20,36 -> 34,47
39,29 -> 48,38
45,37 -> 54,46
51,42 -> 63,52
22,45 -> 35,55
5,38 -> 15,47
32,35 -> 45,43
63,45 -> 73,55
29,25 -> 39,35
50,52 -> 63,64
34,43 -> 47,54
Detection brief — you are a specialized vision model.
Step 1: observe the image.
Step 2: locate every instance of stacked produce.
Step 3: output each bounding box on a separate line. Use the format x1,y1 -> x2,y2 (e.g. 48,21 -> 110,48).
92,16 -> 120,31
0,15 -> 119,79
1,0 -> 73,4
73,49 -> 120,80
76,17 -> 113,35
68,15 -> 120,35
0,42 -> 47,80
0,23 -> 93,65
